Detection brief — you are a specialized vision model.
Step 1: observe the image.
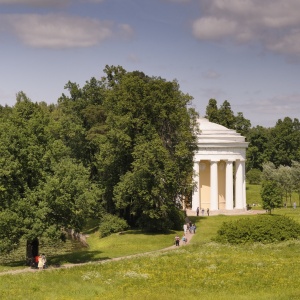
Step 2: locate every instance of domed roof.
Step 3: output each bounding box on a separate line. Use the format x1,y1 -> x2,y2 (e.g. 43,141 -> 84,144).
197,118 -> 248,146
198,118 -> 237,134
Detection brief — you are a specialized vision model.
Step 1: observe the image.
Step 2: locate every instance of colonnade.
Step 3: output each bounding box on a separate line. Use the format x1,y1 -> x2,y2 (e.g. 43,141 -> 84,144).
192,159 -> 246,212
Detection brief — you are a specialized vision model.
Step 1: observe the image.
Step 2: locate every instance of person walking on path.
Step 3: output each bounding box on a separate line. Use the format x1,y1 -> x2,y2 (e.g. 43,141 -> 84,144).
41,254 -> 47,269
38,254 -> 47,270
183,223 -> 187,234
38,255 -> 43,270
190,224 -> 196,234
175,235 -> 180,246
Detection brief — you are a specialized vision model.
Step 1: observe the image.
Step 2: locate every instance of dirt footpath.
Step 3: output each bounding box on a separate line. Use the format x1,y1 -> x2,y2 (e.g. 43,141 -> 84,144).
0,210 -> 266,276
0,231 -> 195,276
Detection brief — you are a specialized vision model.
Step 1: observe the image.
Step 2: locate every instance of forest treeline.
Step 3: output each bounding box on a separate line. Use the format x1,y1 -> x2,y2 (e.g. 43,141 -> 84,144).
0,66 -> 199,253
205,98 -> 300,172
1,66 -> 300,254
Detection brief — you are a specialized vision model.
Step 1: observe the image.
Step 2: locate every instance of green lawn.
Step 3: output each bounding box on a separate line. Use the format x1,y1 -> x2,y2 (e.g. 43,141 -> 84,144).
0,227 -> 182,271
246,183 -> 300,209
2,209 -> 300,299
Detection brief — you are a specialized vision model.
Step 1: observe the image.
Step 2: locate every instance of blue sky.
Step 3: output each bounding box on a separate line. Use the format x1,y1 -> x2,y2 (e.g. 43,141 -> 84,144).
1,0 -> 300,127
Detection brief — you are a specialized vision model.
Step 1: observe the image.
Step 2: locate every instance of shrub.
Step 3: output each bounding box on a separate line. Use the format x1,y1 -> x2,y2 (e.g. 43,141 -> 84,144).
215,215 -> 300,244
137,206 -> 185,232
99,214 -> 129,238
261,180 -> 282,213
247,169 -> 262,184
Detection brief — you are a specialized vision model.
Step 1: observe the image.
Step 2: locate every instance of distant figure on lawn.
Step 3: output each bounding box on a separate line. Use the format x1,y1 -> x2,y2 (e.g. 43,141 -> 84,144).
38,254 -> 47,270
41,254 -> 47,269
34,255 -> 39,268
207,208 -> 210,216
202,209 -> 205,216
293,202 -> 297,209
190,224 -> 196,234
175,235 -> 180,246
182,235 -> 187,245
196,207 -> 199,216
183,223 -> 187,234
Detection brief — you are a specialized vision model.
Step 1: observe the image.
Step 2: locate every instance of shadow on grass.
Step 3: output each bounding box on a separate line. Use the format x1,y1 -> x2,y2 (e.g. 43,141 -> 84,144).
116,229 -> 178,236
1,250 -> 110,268
188,216 -> 201,223
48,250 -> 110,266
1,260 -> 27,268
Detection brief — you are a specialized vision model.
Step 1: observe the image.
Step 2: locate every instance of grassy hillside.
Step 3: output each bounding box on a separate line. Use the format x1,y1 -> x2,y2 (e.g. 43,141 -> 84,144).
2,209 -> 300,299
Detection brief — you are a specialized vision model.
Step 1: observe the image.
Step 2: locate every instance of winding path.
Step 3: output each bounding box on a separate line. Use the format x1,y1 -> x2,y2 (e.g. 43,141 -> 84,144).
0,209 -> 266,276
0,231 -> 194,276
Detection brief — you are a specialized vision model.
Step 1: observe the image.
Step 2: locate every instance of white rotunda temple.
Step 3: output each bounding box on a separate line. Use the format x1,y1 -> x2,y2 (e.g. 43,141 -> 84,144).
191,118 -> 248,214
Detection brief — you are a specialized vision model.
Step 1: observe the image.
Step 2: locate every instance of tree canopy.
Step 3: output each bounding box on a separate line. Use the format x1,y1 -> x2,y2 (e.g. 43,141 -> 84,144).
205,98 -> 251,136
0,66 -> 199,254
204,99 -> 300,172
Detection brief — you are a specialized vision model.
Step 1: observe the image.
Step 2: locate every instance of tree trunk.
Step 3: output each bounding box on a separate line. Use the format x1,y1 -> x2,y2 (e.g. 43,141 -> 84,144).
26,238 -> 39,266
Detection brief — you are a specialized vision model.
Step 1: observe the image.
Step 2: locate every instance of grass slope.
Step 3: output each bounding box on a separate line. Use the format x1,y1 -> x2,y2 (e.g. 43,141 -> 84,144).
1,209 -> 300,299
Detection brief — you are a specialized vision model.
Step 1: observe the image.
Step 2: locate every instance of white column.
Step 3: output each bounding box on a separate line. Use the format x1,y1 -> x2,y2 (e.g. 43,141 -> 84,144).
225,160 -> 234,210
235,160 -> 244,209
242,160 -> 247,208
192,161 -> 200,211
210,160 -> 219,211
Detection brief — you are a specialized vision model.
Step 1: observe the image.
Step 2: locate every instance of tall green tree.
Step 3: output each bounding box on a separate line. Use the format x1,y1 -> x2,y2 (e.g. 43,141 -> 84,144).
291,161 -> 300,205
204,99 -> 251,135
218,100 -> 236,129
234,112 -> 251,136
97,66 -> 198,230
277,165 -> 293,205
205,98 -> 219,123
260,180 -> 282,213
246,126 -> 271,170
0,94 -> 99,259
269,117 -> 300,167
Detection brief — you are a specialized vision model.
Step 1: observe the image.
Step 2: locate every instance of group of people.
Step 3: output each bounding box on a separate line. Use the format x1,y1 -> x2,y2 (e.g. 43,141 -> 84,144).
196,207 -> 209,216
34,254 -> 47,270
175,220 -> 197,246
174,234 -> 188,246
183,222 -> 196,235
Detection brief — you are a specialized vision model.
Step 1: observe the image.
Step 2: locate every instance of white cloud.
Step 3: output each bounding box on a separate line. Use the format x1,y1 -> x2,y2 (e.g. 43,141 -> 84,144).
266,30 -> 300,56
117,24 -> 135,40
127,53 -> 140,63
241,93 -> 300,126
192,0 -> 300,56
192,17 -> 237,40
200,87 -> 225,100
2,14 -> 133,49
202,70 -> 221,79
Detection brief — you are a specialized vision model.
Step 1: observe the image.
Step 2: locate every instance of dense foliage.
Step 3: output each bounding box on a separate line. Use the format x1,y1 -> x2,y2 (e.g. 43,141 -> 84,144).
216,215 -> 300,244
0,65 -> 198,254
205,98 -> 251,136
205,100 -> 300,172
98,214 -> 129,238
261,161 -> 300,207
246,168 -> 262,184
260,180 -> 282,213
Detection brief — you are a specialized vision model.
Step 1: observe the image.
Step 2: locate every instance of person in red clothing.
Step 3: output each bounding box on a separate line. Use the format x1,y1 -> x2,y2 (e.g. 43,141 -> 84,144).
34,255 -> 39,268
